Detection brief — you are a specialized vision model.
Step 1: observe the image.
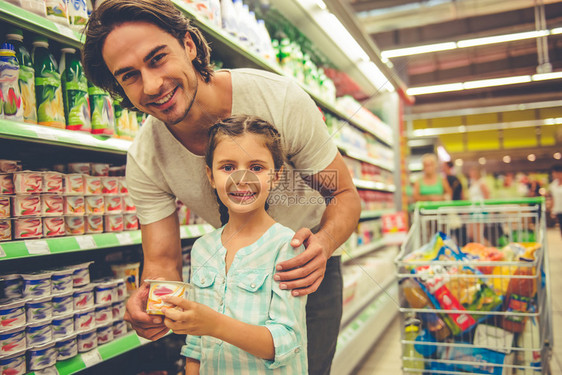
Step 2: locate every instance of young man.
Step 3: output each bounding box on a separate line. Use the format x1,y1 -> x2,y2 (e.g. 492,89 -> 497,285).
82,1 -> 361,374
549,164 -> 562,237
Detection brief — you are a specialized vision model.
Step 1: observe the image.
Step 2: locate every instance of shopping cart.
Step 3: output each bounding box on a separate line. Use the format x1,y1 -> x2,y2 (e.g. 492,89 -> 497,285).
395,198 -> 553,375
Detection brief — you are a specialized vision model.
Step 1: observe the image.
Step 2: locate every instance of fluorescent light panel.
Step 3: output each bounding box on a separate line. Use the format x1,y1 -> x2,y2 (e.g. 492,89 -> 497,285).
381,42 -> 456,59
457,30 -> 549,48
407,82 -> 464,95
463,75 -> 531,89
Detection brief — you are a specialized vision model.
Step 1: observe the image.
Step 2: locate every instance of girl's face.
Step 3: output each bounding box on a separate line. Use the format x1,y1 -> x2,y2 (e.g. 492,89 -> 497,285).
207,133 -> 280,217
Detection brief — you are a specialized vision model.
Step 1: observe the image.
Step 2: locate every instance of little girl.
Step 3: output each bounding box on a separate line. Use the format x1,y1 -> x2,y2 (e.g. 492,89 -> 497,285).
162,115 -> 308,374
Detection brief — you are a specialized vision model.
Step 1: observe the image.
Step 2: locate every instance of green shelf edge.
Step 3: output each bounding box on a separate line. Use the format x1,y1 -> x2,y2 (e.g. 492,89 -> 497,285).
415,197 -> 545,210
360,209 -> 395,219
352,178 -> 395,193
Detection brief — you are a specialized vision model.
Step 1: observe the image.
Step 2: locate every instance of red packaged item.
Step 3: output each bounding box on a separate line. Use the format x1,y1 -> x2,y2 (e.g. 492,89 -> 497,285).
43,217 -> 65,237
123,214 -> 138,231
104,196 -> 122,214
12,195 -> 41,216
64,174 -> 85,195
0,174 -> 14,194
0,196 -> 10,218
0,160 -> 21,173
84,176 -> 102,195
65,216 -> 85,235
118,177 -> 128,194
13,172 -> 43,194
43,172 -> 63,194
41,195 -> 64,216
86,215 -> 103,234
67,163 -> 91,175
101,177 -> 119,195
502,257 -> 537,333
122,195 -> 136,212
0,219 -> 11,241
104,215 -> 123,232
64,196 -> 85,215
91,164 -> 109,177
14,217 -> 42,239
85,195 -> 104,214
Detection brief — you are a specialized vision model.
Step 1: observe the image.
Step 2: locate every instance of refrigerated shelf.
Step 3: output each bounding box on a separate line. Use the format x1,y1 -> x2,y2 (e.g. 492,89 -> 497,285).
352,178 -> 396,192
360,209 -> 395,220
341,238 -> 386,264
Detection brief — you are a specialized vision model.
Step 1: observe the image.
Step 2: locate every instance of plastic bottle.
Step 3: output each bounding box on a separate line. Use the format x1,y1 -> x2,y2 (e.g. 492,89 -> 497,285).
45,0 -> 69,25
220,0 -> 238,37
88,83 -> 114,135
32,36 -> 65,128
5,28 -> 37,123
0,43 -> 24,121
502,257 -> 537,333
256,19 -> 275,64
67,0 -> 89,29
247,10 -> 261,52
208,0 -> 221,28
60,47 -> 90,132
233,0 -> 248,45
403,318 -> 425,373
113,99 -> 129,138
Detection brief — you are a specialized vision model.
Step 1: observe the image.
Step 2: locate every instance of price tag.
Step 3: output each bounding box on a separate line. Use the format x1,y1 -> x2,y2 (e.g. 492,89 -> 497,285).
81,348 -> 102,367
116,232 -> 133,245
180,226 -> 189,238
25,240 -> 50,255
54,23 -> 77,39
76,235 -> 96,250
34,127 -> 59,141
35,366 -> 60,375
0,245 -> 5,258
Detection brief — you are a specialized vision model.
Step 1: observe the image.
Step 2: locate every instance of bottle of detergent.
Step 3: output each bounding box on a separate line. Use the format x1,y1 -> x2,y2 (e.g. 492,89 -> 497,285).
60,47 -> 90,132
0,43 -> 24,121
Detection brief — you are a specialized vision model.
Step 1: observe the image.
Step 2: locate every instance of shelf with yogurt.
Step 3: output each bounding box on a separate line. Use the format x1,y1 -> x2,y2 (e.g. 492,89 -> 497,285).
336,141 -> 393,172
341,238 -> 387,264
360,209 -> 395,220
0,224 -> 213,260
340,275 -> 397,326
352,178 -> 396,193
0,0 -> 83,48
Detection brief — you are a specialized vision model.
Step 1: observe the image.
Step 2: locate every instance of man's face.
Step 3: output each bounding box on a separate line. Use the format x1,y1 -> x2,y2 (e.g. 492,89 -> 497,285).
102,21 -> 199,125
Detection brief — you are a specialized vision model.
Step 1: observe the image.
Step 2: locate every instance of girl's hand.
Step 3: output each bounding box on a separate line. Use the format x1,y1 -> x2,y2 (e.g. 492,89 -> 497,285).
162,296 -> 220,336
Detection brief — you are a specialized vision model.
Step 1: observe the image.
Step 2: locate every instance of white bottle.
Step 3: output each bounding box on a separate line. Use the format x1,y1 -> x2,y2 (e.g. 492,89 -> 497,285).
515,316 -> 541,374
221,0 -> 238,37
233,0 -> 248,45
257,19 -> 275,64
248,11 -> 262,53
208,0 -> 221,28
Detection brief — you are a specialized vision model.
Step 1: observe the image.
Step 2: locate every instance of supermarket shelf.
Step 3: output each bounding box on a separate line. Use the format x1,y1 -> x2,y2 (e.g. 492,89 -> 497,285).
341,238 -> 387,264
340,275 -> 397,326
360,209 -> 395,220
0,0 -> 83,48
336,141 -> 394,171
0,224 -> 213,261
353,178 -> 396,192
0,120 -> 132,155
332,282 -> 399,375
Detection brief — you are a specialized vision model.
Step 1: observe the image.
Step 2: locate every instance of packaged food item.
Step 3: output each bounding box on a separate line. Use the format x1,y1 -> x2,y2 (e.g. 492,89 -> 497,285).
123,213 -> 139,231
13,172 -> 42,194
111,263 -> 140,294
41,194 -> 63,216
0,196 -> 9,219
86,215 -> 103,233
112,320 -> 127,338
64,215 -> 85,235
42,172 -> 63,194
26,296 -> 53,322
73,285 -> 94,310
145,280 -> 191,315
503,258 -> 537,333
51,269 -> 74,295
0,43 -> 24,121
115,280 -> 126,301
77,327 -> 97,352
118,177 -> 128,194
32,36 -> 65,128
74,307 -> 94,332
0,174 -> 14,194
114,101 -> 129,138
0,219 -> 11,241
27,341 -> 57,371
13,217 -> 42,239
71,262 -> 93,287
91,163 -> 109,177
429,346 -> 514,375
52,291 -> 73,316
84,175 -> 102,195
5,27 -> 37,123
96,323 -> 113,345
111,301 -> 125,321
104,196 -> 122,214
85,195 -> 104,214
26,318 -> 52,347
474,324 -> 514,354
64,174 -> 85,195
54,333 -> 77,361
45,0 -> 69,25
94,280 -> 117,305
0,275 -> 23,301
67,0 -> 88,29
67,163 -> 90,175
0,160 -> 21,173
64,195 -> 85,215
52,312 -> 74,339
0,300 -> 26,330
11,195 -> 41,217
0,325 -> 26,355
101,176 -> 119,195
95,304 -> 112,326
0,348 -> 26,375
104,214 -> 123,232
43,216 -> 65,237
21,272 -> 52,298
89,84 -> 114,135
122,194 -> 136,212
516,315 -> 541,374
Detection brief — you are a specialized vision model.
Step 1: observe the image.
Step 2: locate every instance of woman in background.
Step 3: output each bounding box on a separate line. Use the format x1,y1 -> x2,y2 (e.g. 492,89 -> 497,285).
413,154 -> 452,202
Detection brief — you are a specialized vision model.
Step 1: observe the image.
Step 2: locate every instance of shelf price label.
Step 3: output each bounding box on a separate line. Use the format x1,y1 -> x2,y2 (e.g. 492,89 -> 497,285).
25,240 -> 50,255
76,235 -> 97,250
33,127 -> 59,141
0,245 -> 5,258
116,232 -> 133,245
81,348 -> 102,367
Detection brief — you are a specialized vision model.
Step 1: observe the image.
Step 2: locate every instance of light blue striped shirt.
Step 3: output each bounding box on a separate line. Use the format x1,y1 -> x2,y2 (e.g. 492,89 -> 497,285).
181,223 -> 308,374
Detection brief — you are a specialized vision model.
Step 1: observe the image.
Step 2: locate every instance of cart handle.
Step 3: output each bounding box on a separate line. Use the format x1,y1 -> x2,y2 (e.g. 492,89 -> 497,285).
414,197 -> 544,210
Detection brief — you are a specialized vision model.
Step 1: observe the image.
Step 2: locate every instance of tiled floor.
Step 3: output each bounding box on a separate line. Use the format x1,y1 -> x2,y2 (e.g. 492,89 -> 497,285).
352,228 -> 562,374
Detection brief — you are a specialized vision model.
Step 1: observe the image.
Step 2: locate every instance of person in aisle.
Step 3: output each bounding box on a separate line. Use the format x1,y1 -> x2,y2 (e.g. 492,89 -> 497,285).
443,161 -> 464,201
413,154 -> 452,202
82,1 -> 361,374
163,115 -> 308,374
468,167 -> 490,202
548,164 -> 562,237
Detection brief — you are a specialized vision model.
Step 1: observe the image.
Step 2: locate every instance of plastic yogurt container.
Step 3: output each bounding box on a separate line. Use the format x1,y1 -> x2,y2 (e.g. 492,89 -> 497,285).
0,219 -> 11,241
115,280 -> 126,301
52,291 -> 73,315
21,272 -> 52,298
74,307 -> 95,332
43,216 -> 65,238
85,215 -> 103,234
54,333 -> 78,361
73,285 -> 94,310
41,194 -> 63,216
64,195 -> 85,215
0,348 -> 26,375
64,215 -> 85,236
96,323 -> 113,345
111,263 -> 140,294
42,172 -> 63,194
25,296 -> 53,323
27,341 -> 57,371
51,269 -> 74,295
0,300 -> 26,329
52,312 -> 74,339
95,304 -> 112,326
11,195 -> 41,217
64,174 -> 85,195
72,262 -> 93,287
77,327 -> 97,352
0,274 -> 23,301
26,318 -> 52,347
0,325 -> 26,355
111,301 -> 126,321
112,320 -> 127,339
85,195 -> 104,214
13,217 -> 42,240
0,196 -> 10,219
145,280 -> 191,315
84,175 -> 102,195
94,280 -> 117,305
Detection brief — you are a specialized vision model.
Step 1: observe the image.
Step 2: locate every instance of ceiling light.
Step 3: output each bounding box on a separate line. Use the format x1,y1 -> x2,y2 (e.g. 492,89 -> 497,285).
463,75 -> 531,90
503,155 -> 511,163
455,159 -> 463,167
381,42 -> 457,59
532,72 -> 562,81
312,12 -> 370,62
551,27 -> 562,35
407,82 -> 464,96
554,152 -> 561,160
527,154 -> 536,162
437,146 -> 451,162
457,30 -> 549,48
478,157 -> 486,165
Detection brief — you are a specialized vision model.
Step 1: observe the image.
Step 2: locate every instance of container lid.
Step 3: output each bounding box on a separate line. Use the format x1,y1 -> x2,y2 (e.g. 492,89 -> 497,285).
54,332 -> 77,343
0,299 -> 25,310
28,340 -> 55,351
112,319 -> 125,326
60,47 -> 76,54
96,322 -> 112,330
32,36 -> 49,44
76,327 -> 96,336
71,261 -> 94,271
21,271 -> 53,280
52,312 -> 74,321
94,280 -> 118,289
26,295 -> 51,304
74,307 -> 94,315
0,348 -> 26,361
145,280 -> 191,287
95,302 -> 112,310
51,268 -> 74,277
26,318 -> 53,328
74,284 -> 94,292
0,274 -> 21,281
0,324 -> 26,336
51,291 -> 73,299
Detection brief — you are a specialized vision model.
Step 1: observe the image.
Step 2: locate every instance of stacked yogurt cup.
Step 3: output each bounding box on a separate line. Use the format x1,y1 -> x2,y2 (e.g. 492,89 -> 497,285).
0,262 -> 129,374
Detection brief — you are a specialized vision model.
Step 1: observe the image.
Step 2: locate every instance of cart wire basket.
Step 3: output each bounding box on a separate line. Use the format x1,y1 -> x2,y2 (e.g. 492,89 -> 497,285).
395,198 -> 553,375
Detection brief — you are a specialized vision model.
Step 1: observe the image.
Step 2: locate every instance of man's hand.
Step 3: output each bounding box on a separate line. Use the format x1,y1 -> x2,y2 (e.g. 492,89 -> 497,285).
274,227 -> 330,297
162,296 -> 220,336
124,282 -> 169,340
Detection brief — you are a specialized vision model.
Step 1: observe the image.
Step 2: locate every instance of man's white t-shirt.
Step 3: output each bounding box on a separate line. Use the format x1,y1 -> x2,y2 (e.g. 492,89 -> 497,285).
126,68 -> 339,232
550,179 -> 562,214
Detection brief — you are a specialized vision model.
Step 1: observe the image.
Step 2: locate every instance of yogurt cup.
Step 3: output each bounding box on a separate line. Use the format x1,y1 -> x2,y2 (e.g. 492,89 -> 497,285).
101,177 -> 119,195
0,348 -> 26,375
77,327 -> 97,352
51,269 -> 74,295
94,280 -> 117,305
95,304 -> 112,326
0,300 -> 25,329
52,312 -> 74,339
84,175 -> 102,195
42,172 -> 63,194
123,213 -> 139,231
0,195 -> 10,218
104,214 -> 123,232
72,262 -> 93,287
112,320 -> 127,339
86,215 -> 103,234
0,160 -> 21,174
0,219 -> 11,241
73,285 -> 94,310
104,196 -> 123,214
26,318 -> 52,347
64,215 -> 85,236
27,341 -> 56,371
64,195 -> 85,215
145,280 -> 191,315
90,164 -> 109,177
43,217 -> 65,238
52,291 -> 73,315
111,263 -> 140,294
25,296 -> 53,323
111,301 -> 126,321
11,195 -> 41,217
118,177 -> 128,194
115,280 -> 126,301
13,172 -> 42,194
96,323 -> 113,345
55,333 -> 78,361
21,272 -> 52,298
122,195 -> 136,212
0,175 -> 14,195
13,217 -> 42,240
67,163 -> 90,175
85,195 -> 104,215
74,307 -> 95,332
41,194 -> 63,216
0,274 -> 23,301
0,325 -> 26,355
64,174 -> 85,195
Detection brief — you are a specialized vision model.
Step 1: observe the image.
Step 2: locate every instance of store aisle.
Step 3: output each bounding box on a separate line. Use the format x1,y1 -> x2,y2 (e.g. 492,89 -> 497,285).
352,228 -> 562,375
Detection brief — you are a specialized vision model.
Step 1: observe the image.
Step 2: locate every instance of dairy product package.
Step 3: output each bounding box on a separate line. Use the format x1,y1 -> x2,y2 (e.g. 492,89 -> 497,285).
60,48 -> 90,131
104,214 -> 123,232
0,174 -> 14,195
86,215 -> 103,233
12,195 -> 41,216
64,215 -> 85,235
45,0 -> 69,25
0,43 -> 23,121
64,173 -> 85,195
43,216 -> 65,237
85,195 -> 104,214
0,219 -> 12,241
63,195 -> 85,215
67,0 -> 89,29
146,280 -> 191,315
43,171 -> 63,194
13,171 -> 42,194
0,196 -> 10,218
84,175 -> 102,195
41,194 -> 63,216
88,83 -> 114,135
